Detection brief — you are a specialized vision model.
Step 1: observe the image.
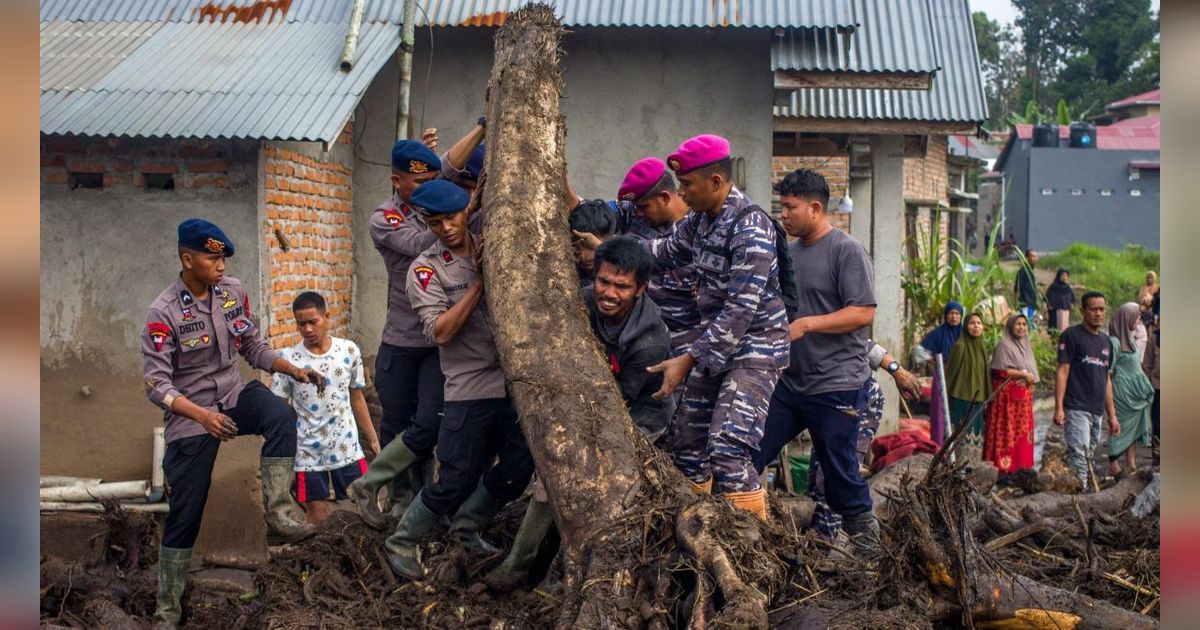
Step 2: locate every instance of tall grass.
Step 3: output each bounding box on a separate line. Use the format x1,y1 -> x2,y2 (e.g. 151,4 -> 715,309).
1037,243 -> 1159,307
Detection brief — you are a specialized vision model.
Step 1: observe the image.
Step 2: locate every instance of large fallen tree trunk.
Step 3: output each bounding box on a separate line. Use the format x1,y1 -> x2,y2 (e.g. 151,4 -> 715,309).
479,6 -> 784,628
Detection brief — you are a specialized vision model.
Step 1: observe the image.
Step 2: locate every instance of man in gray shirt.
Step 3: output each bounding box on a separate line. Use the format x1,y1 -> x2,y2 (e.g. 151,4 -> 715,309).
751,169 -> 882,556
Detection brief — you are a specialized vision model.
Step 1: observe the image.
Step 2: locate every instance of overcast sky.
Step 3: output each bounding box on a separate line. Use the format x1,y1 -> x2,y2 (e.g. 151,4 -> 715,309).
970,0 -> 1160,28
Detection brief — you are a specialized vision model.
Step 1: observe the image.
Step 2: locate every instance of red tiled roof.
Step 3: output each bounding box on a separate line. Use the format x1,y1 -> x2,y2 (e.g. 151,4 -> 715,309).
1012,117 -> 1159,151
1107,88 -> 1160,110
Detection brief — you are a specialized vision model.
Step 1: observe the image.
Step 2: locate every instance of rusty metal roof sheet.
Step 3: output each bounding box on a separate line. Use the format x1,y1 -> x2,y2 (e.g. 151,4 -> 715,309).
40,19 -> 399,141
40,0 -> 860,28
774,0 -> 986,124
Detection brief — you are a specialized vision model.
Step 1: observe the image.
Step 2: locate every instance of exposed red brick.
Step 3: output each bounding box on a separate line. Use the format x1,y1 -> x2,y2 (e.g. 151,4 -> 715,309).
188,159 -> 228,173
140,162 -> 179,174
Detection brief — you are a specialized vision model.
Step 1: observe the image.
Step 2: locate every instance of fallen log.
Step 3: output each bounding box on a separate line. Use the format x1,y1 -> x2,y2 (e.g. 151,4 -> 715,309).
1002,473 -> 1150,518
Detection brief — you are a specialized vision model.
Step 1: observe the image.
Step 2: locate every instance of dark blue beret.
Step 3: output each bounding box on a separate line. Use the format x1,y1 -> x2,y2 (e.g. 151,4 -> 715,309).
410,180 -> 469,215
178,218 -> 234,256
466,145 -> 485,181
391,139 -> 441,174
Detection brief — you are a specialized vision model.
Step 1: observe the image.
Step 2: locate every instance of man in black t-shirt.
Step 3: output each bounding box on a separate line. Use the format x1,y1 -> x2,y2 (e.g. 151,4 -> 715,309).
1054,291 -> 1120,490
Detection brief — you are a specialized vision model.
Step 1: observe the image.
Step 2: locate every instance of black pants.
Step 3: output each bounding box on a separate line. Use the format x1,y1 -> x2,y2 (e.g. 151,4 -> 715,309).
753,385 -> 872,517
161,380 -> 296,549
374,343 -> 444,447
420,397 -> 535,516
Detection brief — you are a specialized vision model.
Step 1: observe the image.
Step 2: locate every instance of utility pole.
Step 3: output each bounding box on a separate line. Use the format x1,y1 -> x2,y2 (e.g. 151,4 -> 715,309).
396,0 -> 417,140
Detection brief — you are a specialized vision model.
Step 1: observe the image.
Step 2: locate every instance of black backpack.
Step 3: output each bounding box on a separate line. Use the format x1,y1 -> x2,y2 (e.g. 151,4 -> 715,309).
727,204 -> 800,321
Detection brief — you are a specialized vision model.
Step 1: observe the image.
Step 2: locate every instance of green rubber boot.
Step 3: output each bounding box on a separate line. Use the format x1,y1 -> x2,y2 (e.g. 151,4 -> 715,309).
449,480 -> 505,555
483,498 -> 554,591
260,457 -> 316,544
384,492 -> 440,580
152,546 -> 192,630
350,436 -> 421,529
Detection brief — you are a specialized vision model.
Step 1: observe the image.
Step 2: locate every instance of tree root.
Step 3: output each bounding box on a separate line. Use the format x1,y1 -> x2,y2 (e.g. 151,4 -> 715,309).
675,499 -> 769,630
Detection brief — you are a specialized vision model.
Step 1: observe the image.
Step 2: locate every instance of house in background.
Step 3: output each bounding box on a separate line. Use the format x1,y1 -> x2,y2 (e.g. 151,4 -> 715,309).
992,92 -> 1160,253
41,0 -> 984,555
769,0 -> 988,418
1090,88 -> 1160,126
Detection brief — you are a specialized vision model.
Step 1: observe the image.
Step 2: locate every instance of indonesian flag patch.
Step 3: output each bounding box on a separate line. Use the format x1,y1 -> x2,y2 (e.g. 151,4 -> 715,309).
413,266 -> 435,291
383,209 -> 403,226
147,322 -> 171,352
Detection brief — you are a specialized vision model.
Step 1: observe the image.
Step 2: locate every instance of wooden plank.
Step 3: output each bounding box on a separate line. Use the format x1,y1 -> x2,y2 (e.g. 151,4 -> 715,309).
774,70 -> 932,90
775,117 -> 979,136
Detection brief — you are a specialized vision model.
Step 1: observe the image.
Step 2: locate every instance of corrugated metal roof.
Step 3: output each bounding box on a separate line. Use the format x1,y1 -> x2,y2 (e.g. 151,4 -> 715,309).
774,0 -> 986,124
40,20 -> 400,141
41,21 -> 164,91
41,0 -> 859,29
771,0 -> 938,73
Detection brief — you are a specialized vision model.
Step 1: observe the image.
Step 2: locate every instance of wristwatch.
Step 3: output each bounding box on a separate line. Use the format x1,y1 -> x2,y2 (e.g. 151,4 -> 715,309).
477,115 -> 487,128
886,360 -> 900,375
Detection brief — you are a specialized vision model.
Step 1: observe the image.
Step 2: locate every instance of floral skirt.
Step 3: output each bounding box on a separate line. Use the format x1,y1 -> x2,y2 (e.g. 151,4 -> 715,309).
983,376 -> 1035,473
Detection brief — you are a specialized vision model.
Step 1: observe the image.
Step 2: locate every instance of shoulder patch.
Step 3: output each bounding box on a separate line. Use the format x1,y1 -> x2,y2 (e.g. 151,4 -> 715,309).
383,209 -> 403,226
147,322 -> 171,352
413,265 -> 435,291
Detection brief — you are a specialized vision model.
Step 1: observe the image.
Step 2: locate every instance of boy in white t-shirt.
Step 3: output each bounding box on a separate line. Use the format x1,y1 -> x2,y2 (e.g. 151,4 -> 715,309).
272,292 -> 381,525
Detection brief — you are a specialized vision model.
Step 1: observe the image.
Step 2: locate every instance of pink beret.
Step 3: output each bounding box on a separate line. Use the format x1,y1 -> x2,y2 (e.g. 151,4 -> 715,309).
667,134 -> 731,174
618,157 -> 668,202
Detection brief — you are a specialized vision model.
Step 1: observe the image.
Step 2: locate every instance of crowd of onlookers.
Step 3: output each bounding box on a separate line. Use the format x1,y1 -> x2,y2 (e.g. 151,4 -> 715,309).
917,251 -> 1160,491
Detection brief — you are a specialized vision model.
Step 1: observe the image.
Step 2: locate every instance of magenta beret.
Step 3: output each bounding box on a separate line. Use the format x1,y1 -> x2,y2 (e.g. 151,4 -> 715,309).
618,157 -> 668,202
666,134 -> 731,175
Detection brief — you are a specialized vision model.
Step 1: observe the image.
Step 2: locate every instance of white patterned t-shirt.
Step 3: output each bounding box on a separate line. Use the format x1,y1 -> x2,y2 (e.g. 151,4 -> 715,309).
271,336 -> 366,471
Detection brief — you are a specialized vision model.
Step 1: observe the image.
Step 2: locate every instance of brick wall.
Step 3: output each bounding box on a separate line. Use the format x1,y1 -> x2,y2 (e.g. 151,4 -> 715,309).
262,143 -> 355,349
903,135 -> 949,204
40,135 -> 253,192
770,155 -> 852,232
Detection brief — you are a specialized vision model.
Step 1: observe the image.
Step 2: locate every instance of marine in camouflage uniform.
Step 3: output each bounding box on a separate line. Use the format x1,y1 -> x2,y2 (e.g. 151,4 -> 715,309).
613,199 -> 700,355
646,135 -> 789,520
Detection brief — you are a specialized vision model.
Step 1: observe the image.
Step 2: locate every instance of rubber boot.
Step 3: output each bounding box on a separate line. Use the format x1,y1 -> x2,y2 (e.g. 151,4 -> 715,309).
350,437 -> 421,530
449,479 -> 505,554
483,498 -> 554,591
689,477 -> 713,495
260,457 -> 317,544
843,510 -> 882,557
384,492 -> 440,580
152,546 -> 192,630
722,487 -> 767,521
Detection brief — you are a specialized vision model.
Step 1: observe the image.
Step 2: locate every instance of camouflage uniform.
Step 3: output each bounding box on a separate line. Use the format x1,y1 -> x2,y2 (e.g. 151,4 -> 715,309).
650,186 -> 790,493
614,200 -> 701,355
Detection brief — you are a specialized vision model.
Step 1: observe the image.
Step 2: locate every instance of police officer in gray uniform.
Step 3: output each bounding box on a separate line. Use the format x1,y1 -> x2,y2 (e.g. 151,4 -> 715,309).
353,140 -> 446,521
385,180 -> 535,580
141,219 -> 326,629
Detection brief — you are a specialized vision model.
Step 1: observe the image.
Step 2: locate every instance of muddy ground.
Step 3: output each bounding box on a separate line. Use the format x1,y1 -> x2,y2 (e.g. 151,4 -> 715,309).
40,461 -> 1159,630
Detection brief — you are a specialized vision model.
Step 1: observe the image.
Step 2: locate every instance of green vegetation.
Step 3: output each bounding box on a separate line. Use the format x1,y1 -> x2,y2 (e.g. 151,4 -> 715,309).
1037,243 -> 1159,307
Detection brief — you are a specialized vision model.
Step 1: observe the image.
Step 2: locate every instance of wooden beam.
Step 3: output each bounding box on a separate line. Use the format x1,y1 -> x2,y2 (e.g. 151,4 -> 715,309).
774,70 -> 932,91
775,117 -> 979,136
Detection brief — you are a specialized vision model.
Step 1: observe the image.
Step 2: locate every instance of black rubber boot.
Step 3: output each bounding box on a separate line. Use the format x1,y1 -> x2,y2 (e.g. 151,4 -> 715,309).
384,492 -> 440,580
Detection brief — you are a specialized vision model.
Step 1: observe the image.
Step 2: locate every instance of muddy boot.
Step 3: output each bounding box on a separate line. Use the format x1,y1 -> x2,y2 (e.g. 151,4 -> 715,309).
843,510 -> 882,558
260,457 -> 317,544
153,546 -> 192,630
385,492 -> 440,580
351,438 -> 421,530
483,498 -> 554,591
449,480 -> 504,555
721,487 -> 767,521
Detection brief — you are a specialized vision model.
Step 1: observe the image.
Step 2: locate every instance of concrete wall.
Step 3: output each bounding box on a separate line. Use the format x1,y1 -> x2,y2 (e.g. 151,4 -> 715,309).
40,136 -> 269,558
1026,148 -> 1160,251
351,26 -> 775,362
1001,139 -> 1032,248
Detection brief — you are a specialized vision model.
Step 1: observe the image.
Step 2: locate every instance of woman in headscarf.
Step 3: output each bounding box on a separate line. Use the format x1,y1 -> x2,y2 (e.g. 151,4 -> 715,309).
1045,268 -> 1074,332
984,313 -> 1039,473
1107,302 -> 1154,477
921,301 -> 964,445
1138,271 -> 1159,333
946,313 -> 990,463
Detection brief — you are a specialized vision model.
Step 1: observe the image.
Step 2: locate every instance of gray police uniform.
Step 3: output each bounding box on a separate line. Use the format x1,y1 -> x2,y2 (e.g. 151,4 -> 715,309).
142,275 -> 297,548
648,185 -> 790,494
403,236 -> 534,515
369,193 -> 445,448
